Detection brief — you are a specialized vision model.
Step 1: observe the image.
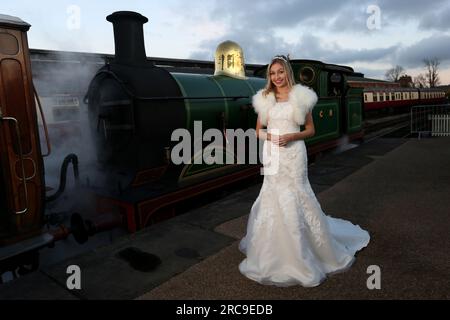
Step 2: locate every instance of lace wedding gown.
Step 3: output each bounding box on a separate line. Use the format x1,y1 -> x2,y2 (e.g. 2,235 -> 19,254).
239,101 -> 370,287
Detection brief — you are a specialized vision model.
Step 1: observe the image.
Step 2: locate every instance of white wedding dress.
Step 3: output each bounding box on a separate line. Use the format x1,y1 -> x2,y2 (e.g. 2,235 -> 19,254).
239,101 -> 370,287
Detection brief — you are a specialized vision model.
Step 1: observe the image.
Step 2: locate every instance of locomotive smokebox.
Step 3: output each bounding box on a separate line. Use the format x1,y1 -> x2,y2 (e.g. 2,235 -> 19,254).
86,11 -> 186,190
106,11 -> 149,66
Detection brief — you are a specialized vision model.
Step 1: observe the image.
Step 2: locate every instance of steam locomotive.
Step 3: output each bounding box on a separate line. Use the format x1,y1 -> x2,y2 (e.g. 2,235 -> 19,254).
83,11 -> 367,234
0,10 -> 443,279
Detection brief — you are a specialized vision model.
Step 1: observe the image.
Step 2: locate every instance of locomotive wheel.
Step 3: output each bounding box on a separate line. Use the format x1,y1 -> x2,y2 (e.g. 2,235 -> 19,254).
70,212 -> 89,244
16,250 -> 40,276
0,250 -> 40,280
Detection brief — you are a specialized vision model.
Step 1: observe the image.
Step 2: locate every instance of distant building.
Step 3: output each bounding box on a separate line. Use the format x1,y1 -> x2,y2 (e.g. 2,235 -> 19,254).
437,84 -> 450,91
399,75 -> 413,88
437,85 -> 450,99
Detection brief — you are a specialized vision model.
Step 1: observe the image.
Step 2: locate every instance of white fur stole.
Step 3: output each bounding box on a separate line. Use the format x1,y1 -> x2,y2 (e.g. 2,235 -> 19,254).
252,84 -> 318,126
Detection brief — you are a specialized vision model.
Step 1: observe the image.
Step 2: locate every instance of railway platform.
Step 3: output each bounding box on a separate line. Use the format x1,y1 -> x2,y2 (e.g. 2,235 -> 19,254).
0,137 -> 449,299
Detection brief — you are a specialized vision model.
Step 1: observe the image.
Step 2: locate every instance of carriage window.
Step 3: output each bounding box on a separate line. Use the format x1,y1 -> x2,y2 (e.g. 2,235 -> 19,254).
364,94 -> 367,102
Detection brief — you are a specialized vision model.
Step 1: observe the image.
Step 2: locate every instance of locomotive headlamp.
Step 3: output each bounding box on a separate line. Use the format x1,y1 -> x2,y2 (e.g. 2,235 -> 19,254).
214,40 -> 246,79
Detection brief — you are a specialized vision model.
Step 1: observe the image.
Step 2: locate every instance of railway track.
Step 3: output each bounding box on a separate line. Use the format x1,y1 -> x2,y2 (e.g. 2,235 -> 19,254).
364,112 -> 410,134
364,122 -> 411,141
363,113 -> 411,141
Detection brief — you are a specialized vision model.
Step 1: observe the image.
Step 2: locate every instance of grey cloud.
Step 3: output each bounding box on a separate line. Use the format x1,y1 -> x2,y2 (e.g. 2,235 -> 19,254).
294,33 -> 399,64
189,0 -> 450,82
418,7 -> 450,31
190,29 -> 292,63
210,0 -> 349,30
190,30 -> 397,66
395,34 -> 450,67
376,0 -> 449,18
368,0 -> 450,32
326,6 -> 369,32
352,67 -> 385,79
208,0 -> 450,34
323,46 -> 398,64
190,28 -> 450,80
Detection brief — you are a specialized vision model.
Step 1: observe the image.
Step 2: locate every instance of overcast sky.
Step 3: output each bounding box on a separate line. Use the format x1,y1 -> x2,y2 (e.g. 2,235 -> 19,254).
3,0 -> 450,83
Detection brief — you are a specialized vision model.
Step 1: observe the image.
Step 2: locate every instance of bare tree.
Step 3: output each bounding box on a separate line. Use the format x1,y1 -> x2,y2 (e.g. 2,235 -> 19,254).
413,74 -> 427,88
385,65 -> 405,82
423,58 -> 440,87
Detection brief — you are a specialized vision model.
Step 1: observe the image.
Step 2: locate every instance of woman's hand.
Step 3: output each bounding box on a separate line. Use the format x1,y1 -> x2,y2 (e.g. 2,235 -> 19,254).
270,112 -> 315,146
270,134 -> 292,147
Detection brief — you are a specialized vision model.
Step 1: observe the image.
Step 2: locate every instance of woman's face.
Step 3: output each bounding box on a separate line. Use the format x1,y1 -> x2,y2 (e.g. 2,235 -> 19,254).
270,62 -> 288,89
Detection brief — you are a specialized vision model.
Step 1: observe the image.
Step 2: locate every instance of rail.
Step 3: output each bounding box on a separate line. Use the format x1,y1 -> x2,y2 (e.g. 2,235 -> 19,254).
410,104 -> 450,139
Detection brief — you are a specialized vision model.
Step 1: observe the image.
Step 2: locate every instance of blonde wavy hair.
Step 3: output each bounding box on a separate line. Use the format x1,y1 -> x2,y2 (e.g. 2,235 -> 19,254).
263,55 -> 296,97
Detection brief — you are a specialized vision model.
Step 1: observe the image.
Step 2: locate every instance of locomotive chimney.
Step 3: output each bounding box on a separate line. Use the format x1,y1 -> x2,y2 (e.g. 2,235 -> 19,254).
106,11 -> 149,65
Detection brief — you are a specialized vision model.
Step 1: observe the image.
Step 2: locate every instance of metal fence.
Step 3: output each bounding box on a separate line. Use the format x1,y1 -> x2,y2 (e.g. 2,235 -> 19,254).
410,104 -> 450,138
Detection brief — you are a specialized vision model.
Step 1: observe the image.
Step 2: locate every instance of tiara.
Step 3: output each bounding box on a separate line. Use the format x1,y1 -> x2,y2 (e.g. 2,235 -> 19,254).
272,55 -> 289,63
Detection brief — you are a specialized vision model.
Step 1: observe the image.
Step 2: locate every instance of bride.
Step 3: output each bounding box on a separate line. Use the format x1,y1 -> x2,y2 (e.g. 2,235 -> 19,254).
239,55 -> 370,287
